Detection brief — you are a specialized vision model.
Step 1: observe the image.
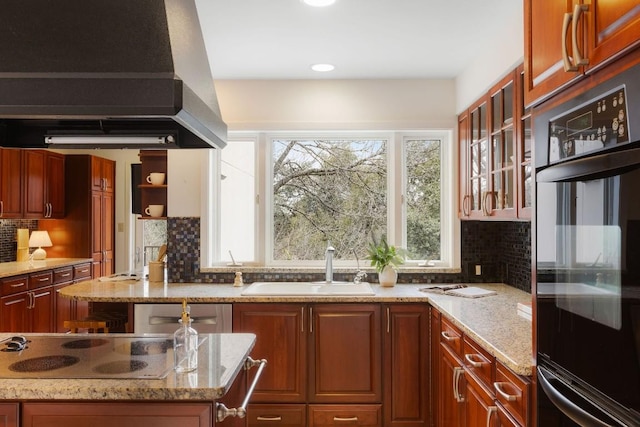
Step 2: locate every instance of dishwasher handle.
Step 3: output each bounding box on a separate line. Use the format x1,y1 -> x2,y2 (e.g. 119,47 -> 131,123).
148,315 -> 218,325
217,357 -> 268,422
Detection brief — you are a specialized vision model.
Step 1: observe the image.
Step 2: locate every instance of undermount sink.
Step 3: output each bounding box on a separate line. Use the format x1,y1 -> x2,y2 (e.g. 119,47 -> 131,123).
241,281 -> 375,296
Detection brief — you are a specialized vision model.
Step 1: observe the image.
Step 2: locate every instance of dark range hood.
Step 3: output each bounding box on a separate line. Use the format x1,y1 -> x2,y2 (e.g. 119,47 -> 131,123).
0,0 -> 227,149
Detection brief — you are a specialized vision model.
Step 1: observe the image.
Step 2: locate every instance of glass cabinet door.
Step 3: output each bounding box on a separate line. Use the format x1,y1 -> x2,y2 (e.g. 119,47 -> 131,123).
470,102 -> 488,215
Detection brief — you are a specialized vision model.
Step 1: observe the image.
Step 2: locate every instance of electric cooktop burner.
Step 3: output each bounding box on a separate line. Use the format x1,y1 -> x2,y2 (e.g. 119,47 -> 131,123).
9,355 -> 80,372
62,338 -> 109,349
0,334 -> 195,380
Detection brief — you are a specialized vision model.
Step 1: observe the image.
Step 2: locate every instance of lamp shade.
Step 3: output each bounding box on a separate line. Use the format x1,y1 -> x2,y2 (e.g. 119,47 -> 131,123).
28,231 -> 53,260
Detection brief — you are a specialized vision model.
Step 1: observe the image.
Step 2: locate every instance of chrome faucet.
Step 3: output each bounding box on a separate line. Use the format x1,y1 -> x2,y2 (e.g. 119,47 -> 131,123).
353,249 -> 367,284
325,242 -> 335,283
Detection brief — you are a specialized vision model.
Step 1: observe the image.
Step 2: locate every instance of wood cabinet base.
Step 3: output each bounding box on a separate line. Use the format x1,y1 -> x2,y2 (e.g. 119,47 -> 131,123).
308,404 -> 382,427
21,402 -> 212,427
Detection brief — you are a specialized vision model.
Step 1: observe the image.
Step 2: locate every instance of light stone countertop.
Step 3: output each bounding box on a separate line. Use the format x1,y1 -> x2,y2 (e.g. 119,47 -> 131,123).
0,258 -> 93,279
61,280 -> 534,376
0,333 -> 255,401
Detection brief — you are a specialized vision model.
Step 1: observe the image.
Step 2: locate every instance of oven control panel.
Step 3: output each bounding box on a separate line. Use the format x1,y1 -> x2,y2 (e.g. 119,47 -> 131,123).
548,85 -> 629,163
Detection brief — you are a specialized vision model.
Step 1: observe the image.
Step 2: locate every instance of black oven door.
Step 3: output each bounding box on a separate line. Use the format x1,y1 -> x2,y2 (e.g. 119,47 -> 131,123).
536,145 -> 640,426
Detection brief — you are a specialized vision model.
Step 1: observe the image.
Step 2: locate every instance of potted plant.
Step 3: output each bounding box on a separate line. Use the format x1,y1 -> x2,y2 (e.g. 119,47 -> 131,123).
366,236 -> 405,287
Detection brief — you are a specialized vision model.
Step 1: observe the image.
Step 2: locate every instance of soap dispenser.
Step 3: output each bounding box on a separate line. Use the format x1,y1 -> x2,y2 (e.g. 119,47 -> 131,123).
174,299 -> 198,372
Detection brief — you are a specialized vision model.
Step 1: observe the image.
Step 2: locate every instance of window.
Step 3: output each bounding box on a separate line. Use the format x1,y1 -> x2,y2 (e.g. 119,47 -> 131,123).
210,131 -> 455,267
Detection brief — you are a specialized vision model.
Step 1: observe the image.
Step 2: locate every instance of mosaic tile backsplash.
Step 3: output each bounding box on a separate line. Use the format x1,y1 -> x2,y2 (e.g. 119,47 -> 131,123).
167,218 -> 532,292
0,220 -> 39,262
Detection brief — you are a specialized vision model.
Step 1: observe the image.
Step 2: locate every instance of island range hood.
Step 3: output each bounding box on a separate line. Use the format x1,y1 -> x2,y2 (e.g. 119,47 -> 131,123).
0,0 -> 227,149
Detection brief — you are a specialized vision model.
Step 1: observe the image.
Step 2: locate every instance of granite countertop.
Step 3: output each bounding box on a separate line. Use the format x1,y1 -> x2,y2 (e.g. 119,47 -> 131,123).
61,280 -> 534,376
0,258 -> 93,279
0,333 -> 255,401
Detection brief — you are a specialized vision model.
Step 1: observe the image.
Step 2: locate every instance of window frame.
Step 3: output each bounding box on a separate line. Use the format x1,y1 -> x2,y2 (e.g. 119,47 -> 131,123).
204,130 -> 458,269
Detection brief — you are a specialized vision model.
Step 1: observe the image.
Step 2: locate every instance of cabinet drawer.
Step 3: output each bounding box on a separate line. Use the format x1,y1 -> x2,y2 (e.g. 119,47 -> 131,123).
248,404 -> 306,426
53,267 -> 74,284
1,275 -> 28,296
308,404 -> 382,427
494,361 -> 529,426
463,335 -> 495,394
440,316 -> 463,358
73,263 -> 92,280
29,271 -> 53,289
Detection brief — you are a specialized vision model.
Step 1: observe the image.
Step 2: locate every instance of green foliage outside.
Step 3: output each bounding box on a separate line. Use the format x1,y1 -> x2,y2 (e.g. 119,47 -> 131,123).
272,138 -> 441,262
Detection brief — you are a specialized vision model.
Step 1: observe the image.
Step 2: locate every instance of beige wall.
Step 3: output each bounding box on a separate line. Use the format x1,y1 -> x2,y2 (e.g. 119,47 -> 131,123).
214,79 -> 457,131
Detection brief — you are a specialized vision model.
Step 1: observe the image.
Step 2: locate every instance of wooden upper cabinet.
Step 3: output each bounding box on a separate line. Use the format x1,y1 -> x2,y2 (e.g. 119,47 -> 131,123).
22,150 -> 65,219
525,0 -> 640,106
91,156 -> 114,193
0,148 -> 23,219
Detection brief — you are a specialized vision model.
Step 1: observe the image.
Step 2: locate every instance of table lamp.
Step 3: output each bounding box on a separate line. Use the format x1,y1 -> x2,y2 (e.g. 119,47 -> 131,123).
29,230 -> 53,260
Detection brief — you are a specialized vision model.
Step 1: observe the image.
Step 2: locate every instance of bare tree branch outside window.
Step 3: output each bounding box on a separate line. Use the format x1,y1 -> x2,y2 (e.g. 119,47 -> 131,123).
273,139 -> 387,261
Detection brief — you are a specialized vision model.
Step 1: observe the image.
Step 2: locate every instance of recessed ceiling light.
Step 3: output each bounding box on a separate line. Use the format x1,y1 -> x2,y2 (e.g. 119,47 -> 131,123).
303,0 -> 336,7
311,63 -> 335,72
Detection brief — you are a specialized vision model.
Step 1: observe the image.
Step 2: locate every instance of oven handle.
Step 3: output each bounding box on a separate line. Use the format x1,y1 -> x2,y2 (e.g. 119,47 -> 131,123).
216,357 -> 267,422
537,146 -> 640,183
537,366 -> 615,427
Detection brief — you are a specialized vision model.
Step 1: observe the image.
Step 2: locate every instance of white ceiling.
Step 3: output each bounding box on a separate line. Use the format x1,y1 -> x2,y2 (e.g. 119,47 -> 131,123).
196,0 -> 523,80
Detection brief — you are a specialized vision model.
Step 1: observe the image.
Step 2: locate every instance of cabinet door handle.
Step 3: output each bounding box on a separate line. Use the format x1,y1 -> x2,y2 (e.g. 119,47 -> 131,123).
309,307 -> 313,333
462,194 -> 470,217
256,416 -> 282,421
486,406 -> 497,427
4,297 -> 27,307
28,292 -> 34,309
453,366 -> 465,403
562,11 -> 578,71
216,357 -> 267,422
0,200 -> 3,217
441,331 -> 459,342
572,4 -> 589,67
494,381 -> 518,401
465,353 -> 488,368
333,416 -> 359,422
386,306 -> 390,333
301,306 -> 305,333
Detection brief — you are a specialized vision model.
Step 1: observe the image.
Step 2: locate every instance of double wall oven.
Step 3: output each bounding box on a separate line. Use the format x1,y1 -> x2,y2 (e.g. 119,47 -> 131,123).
535,64 -> 640,426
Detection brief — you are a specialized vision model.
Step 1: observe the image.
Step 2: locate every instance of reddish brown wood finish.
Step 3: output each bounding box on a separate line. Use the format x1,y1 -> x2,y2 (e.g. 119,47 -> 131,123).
41,155 -> 115,278
233,303 -> 307,403
309,304 -> 381,404
524,0 -> 640,106
0,148 -> 23,219
21,402 -> 213,427
247,404 -> 306,426
308,404 -> 382,427
0,403 -> 18,427
439,344 -> 464,427
383,304 -> 430,427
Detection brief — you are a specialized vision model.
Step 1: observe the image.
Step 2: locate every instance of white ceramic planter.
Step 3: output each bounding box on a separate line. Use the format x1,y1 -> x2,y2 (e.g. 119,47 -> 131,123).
378,265 -> 398,287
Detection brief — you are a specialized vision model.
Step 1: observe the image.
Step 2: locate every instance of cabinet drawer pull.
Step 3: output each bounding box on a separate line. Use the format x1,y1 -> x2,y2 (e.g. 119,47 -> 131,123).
465,353 -> 487,368
60,273 -> 71,277
4,297 -> 27,306
10,282 -> 26,288
78,268 -> 89,273
486,406 -> 497,427
494,381 -> 518,401
453,366 -> 465,403
38,277 -> 50,282
333,416 -> 358,422
562,12 -> 578,72
571,4 -> 589,67
441,331 -> 458,341
256,416 -> 282,421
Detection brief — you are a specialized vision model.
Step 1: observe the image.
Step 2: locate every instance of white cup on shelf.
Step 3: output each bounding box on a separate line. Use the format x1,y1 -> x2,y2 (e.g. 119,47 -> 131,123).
145,204 -> 164,217
146,172 -> 166,185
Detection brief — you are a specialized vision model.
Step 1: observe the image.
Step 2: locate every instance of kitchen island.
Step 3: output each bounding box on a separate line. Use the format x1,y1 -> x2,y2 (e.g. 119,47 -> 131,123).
0,332 -> 257,427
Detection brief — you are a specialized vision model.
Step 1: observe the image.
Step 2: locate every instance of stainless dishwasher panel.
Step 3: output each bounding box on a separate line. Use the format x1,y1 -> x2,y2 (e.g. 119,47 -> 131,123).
134,303 -> 232,334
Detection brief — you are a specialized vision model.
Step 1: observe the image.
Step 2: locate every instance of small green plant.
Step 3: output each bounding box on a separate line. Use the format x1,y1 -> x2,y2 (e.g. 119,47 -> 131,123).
366,236 -> 405,273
